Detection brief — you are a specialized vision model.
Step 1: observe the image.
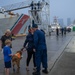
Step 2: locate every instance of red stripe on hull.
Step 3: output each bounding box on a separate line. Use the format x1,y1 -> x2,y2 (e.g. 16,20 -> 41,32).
11,15 -> 29,35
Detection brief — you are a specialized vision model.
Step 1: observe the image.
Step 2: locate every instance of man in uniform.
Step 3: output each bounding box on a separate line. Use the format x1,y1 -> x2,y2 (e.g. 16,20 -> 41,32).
32,24 -> 48,75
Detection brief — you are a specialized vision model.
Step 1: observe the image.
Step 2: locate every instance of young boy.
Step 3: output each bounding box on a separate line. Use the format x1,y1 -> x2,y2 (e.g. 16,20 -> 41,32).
3,39 -> 12,75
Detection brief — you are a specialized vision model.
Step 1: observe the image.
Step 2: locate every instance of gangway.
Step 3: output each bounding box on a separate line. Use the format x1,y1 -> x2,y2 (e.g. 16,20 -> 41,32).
29,0 -> 50,32
0,0 -> 44,13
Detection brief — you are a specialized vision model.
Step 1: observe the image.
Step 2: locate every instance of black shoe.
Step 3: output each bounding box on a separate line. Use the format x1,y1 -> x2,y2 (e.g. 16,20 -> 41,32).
42,69 -> 48,74
32,71 -> 40,75
33,67 -> 36,71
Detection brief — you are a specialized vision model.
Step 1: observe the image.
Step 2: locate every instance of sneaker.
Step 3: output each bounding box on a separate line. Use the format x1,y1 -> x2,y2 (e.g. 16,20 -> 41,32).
42,69 -> 48,74
32,71 -> 41,75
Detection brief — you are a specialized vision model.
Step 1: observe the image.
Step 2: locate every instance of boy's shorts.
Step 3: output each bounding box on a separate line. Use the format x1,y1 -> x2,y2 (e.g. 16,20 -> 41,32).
4,61 -> 11,68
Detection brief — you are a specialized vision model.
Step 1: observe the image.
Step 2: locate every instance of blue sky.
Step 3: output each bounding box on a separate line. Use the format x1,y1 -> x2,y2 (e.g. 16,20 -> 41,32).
0,0 -> 75,25
50,0 -> 75,25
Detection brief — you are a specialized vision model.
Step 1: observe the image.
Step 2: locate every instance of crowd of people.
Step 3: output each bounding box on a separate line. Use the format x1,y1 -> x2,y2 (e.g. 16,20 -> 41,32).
0,24 -> 48,75
56,27 -> 71,36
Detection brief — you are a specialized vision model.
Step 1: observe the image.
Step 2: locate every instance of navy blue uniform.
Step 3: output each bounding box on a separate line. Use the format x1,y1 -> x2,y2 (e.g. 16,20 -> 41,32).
23,33 -> 36,67
33,29 -> 48,72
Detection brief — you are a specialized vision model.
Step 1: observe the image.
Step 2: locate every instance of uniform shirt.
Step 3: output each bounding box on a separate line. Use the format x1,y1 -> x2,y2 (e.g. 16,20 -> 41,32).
3,46 -> 12,62
33,29 -> 47,50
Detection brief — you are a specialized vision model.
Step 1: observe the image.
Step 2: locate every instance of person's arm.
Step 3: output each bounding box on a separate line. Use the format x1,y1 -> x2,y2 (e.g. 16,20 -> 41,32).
9,54 -> 13,56
0,36 -> 4,48
1,36 -> 3,42
33,32 -> 38,49
23,35 -> 29,48
8,47 -> 13,56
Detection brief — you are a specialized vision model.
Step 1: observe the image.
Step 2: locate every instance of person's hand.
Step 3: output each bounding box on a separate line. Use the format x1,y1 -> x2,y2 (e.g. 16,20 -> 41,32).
33,49 -> 36,52
22,47 -> 26,52
9,54 -> 14,56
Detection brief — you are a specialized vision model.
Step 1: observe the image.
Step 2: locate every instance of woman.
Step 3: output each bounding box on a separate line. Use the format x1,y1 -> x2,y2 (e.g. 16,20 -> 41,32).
1,29 -> 12,51
23,26 -> 36,71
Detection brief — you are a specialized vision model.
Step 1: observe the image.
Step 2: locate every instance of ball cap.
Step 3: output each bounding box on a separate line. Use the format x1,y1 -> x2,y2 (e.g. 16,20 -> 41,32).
32,24 -> 38,28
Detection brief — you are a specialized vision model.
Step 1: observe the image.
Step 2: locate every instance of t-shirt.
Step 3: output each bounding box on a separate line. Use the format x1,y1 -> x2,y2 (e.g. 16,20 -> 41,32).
1,35 -> 12,48
3,46 -> 12,62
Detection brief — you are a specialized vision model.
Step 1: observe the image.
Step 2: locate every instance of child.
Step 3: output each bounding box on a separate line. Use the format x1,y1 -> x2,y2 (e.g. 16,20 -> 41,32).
3,39 -> 13,75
